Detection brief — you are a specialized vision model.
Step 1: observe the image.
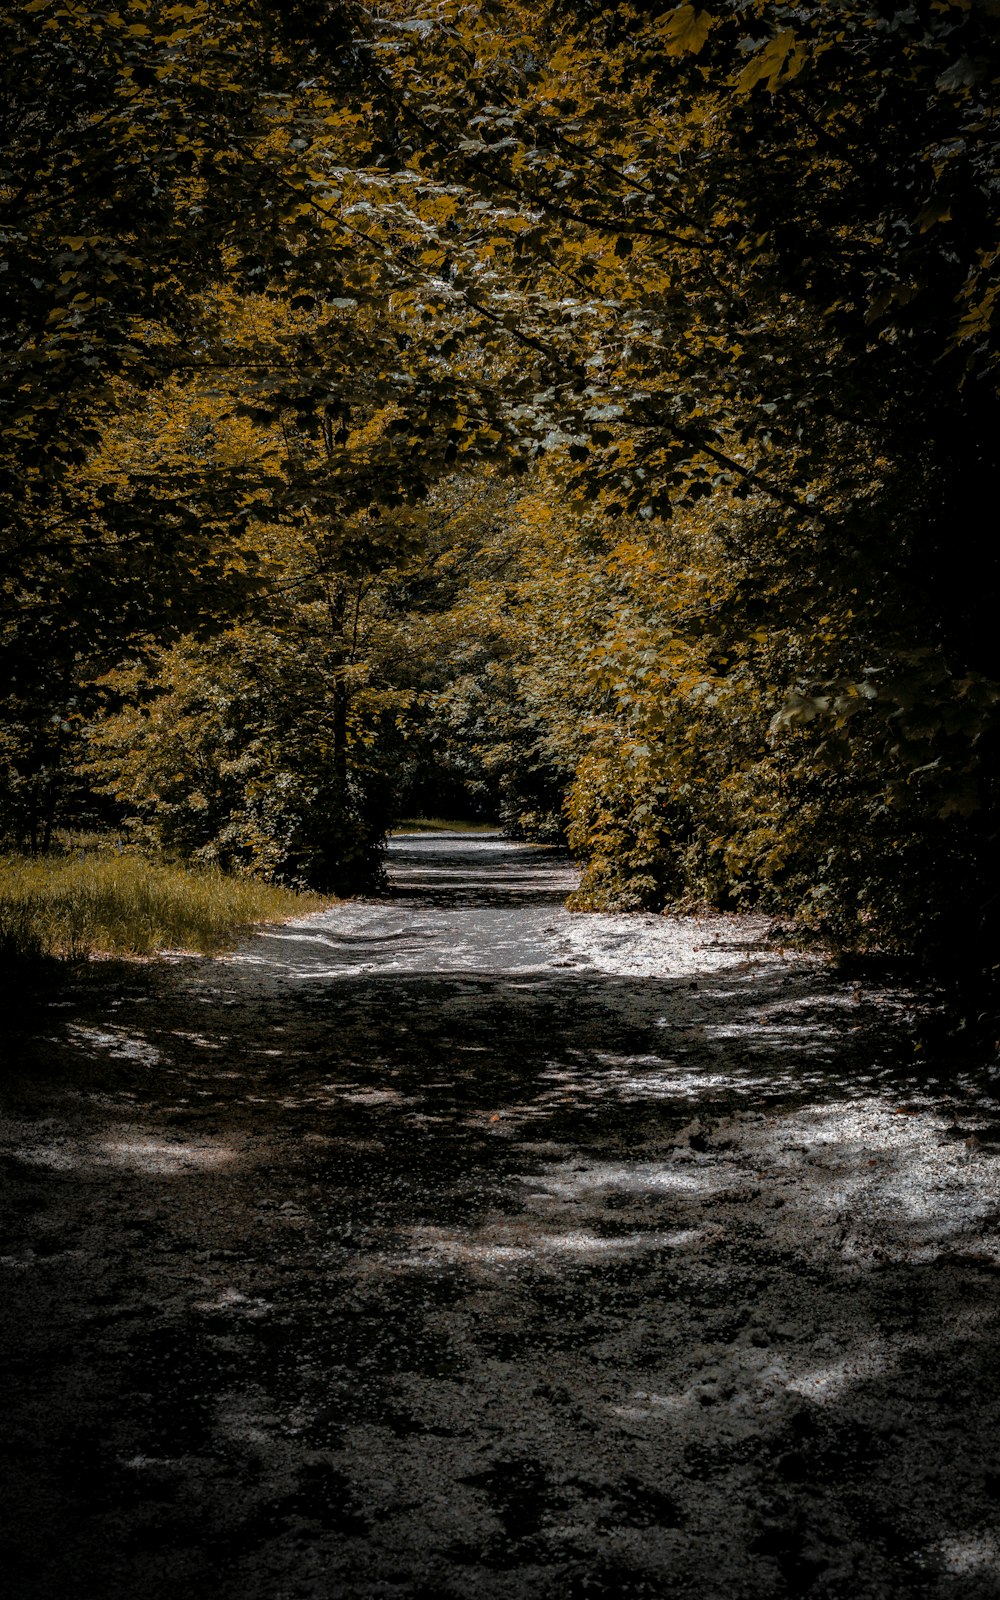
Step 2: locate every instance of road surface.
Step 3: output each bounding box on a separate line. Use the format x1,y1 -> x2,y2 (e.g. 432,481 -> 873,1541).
3,835 -> 1000,1599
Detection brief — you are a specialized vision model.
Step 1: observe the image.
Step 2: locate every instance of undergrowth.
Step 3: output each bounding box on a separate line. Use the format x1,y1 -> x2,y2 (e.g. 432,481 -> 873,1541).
392,817 -> 500,834
0,853 -> 331,961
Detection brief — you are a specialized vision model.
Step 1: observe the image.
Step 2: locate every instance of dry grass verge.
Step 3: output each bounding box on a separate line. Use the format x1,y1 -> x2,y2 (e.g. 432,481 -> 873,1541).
0,854 -> 331,961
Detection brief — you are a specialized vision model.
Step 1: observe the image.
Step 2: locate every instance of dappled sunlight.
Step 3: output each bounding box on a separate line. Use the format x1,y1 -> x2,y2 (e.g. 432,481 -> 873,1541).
534,1053 -> 808,1105
7,835 -> 1000,1600
395,1220 -> 710,1272
384,835 -> 579,910
168,1029 -> 224,1050
934,1533 -> 1000,1577
191,1287 -> 272,1318
254,926 -> 437,954
3,1123 -> 239,1177
519,1160 -> 721,1198
97,1134 -> 238,1175
340,1086 -> 419,1107
607,1340 -> 894,1427
563,910 -> 799,982
740,1097 -> 1000,1264
379,1091 -> 1000,1288
8,1138 -> 78,1172
67,1022 -> 161,1066
785,1355 -> 885,1404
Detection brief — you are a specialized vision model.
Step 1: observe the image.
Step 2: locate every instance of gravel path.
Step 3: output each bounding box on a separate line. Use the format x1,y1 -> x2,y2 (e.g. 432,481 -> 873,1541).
3,835 -> 1000,1599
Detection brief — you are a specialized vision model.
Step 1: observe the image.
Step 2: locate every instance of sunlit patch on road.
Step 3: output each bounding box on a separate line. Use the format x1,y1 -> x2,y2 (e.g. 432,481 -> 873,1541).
97,1134 -> 238,1174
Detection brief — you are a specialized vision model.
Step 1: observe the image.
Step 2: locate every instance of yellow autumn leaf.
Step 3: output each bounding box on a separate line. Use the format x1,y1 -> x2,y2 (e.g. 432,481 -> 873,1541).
956,285 -> 996,341
656,4 -> 714,56
916,197 -> 952,232
733,31 -> 807,94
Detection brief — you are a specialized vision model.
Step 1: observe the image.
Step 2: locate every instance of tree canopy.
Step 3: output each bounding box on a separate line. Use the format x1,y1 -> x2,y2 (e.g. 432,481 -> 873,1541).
3,0 -> 999,990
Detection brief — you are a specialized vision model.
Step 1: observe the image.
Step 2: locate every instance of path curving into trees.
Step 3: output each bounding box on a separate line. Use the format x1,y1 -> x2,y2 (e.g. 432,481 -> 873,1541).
3,837 -> 1000,1598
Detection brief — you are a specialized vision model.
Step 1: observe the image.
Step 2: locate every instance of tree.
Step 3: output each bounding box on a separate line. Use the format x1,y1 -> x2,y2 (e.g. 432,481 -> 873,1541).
333,0 -> 1000,971
8,0 -> 1000,990
0,0 -> 507,850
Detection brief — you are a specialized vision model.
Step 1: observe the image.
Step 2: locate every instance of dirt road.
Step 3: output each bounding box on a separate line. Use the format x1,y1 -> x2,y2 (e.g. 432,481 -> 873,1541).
3,835 -> 1000,1599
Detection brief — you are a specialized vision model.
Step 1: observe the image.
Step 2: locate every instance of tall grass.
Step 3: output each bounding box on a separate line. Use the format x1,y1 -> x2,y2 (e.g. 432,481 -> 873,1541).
0,854 -> 332,961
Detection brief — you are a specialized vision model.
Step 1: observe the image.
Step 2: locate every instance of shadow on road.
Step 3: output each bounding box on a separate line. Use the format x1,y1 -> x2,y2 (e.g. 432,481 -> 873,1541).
2,846 -> 1000,1599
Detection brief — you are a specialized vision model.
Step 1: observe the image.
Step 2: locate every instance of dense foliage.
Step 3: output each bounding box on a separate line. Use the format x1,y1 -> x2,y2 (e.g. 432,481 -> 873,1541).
3,1 -> 999,992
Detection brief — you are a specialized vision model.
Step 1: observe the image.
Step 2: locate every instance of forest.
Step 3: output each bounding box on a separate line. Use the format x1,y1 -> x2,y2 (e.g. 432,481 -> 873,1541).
3,0 -> 999,990
7,8 -> 1000,1593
